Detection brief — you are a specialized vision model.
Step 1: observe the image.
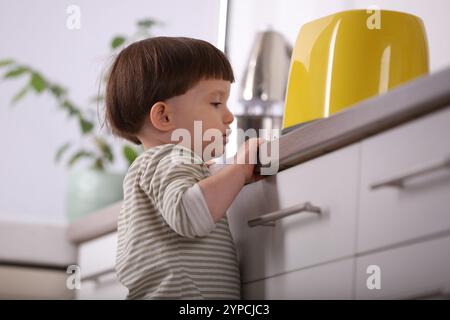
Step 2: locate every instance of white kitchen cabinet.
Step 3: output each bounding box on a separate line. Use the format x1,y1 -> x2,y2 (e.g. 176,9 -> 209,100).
355,234 -> 450,300
78,273 -> 128,300
78,232 -> 117,279
229,106 -> 450,299
242,258 -> 354,300
77,232 -> 128,299
228,144 -> 359,283
358,107 -> 450,254
0,220 -> 77,299
0,221 -> 76,267
0,265 -> 74,299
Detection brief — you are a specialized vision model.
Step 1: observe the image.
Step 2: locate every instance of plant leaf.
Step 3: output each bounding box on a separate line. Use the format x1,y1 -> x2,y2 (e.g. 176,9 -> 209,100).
30,72 -> 47,93
0,59 -> 14,68
111,36 -> 126,49
94,137 -> 114,162
11,85 -> 29,105
123,145 -> 138,167
50,85 -> 66,98
79,117 -> 94,134
4,66 -> 29,78
137,19 -> 156,29
54,142 -> 71,163
92,158 -> 104,171
62,100 -> 80,116
68,150 -> 95,167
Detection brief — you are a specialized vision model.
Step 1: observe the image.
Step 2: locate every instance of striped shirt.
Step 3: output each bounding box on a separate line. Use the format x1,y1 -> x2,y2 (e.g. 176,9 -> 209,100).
115,143 -> 241,299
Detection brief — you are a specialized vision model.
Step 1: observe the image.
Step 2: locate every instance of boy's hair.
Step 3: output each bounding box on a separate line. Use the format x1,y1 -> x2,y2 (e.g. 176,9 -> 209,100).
104,36 -> 235,145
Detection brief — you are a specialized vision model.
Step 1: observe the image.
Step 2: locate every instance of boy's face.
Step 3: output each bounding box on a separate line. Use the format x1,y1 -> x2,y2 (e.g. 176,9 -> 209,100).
166,78 -> 234,159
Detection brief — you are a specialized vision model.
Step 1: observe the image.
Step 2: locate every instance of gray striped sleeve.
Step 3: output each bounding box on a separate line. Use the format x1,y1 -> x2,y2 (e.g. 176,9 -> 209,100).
180,183 -> 216,236
140,145 -> 213,238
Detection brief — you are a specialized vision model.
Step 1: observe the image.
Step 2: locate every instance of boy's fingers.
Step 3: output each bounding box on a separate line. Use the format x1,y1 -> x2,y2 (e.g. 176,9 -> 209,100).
204,160 -> 215,167
257,137 -> 267,145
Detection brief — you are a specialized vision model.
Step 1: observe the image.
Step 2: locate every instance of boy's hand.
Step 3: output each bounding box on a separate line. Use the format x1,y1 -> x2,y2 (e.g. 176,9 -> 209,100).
199,137 -> 266,222
204,160 -> 215,168
234,137 -> 266,184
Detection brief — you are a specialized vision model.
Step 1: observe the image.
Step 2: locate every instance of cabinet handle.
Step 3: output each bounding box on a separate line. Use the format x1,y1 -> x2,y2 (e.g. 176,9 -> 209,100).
82,267 -> 116,284
248,202 -> 322,227
370,156 -> 450,190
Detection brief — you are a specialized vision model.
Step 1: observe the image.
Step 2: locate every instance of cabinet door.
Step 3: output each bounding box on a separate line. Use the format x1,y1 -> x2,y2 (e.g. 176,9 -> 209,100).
77,232 -> 128,299
228,144 -> 359,283
243,258 -> 354,299
358,107 -> 450,253
0,265 -> 74,299
78,232 -> 117,278
355,234 -> 450,299
77,272 -> 128,300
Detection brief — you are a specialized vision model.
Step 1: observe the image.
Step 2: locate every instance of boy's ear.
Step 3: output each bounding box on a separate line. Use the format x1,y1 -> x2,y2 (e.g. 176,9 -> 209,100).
149,102 -> 174,131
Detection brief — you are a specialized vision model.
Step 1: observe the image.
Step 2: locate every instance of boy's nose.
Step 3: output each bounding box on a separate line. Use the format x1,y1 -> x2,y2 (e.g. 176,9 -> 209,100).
223,107 -> 234,124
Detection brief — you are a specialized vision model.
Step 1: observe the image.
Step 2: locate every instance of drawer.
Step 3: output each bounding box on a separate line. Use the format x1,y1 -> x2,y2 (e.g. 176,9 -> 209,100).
78,232 -> 128,299
0,221 -> 76,267
77,271 -> 128,300
242,258 -> 354,299
0,265 -> 74,299
78,232 -> 117,279
355,234 -> 450,299
228,144 -> 359,283
358,106 -> 450,253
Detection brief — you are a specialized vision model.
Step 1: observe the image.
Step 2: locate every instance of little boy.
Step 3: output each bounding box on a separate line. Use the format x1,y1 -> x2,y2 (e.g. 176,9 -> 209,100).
105,36 -> 263,299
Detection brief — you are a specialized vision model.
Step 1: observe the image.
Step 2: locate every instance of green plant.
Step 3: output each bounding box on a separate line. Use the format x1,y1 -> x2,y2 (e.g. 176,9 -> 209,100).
0,18 -> 160,171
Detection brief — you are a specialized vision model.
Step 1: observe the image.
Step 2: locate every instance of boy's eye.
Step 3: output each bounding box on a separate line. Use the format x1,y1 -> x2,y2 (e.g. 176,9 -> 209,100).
210,102 -> 221,108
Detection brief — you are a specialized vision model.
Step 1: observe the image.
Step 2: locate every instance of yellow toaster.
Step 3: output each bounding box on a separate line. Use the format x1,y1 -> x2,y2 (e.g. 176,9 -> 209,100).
282,9 -> 429,132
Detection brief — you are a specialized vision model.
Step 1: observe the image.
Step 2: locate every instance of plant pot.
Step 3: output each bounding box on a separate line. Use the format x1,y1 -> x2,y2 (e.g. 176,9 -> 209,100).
66,169 -> 125,222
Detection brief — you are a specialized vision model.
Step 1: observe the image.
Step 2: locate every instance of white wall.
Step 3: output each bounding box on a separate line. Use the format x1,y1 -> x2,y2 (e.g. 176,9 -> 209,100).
0,0 -> 221,224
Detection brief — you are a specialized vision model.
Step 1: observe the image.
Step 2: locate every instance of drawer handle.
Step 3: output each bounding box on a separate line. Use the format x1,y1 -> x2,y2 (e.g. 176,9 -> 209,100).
370,156 -> 450,190
247,202 -> 322,227
82,267 -> 116,283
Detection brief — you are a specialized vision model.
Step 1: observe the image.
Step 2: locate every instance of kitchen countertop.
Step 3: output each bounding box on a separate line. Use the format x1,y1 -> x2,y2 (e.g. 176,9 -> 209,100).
67,66 -> 450,244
